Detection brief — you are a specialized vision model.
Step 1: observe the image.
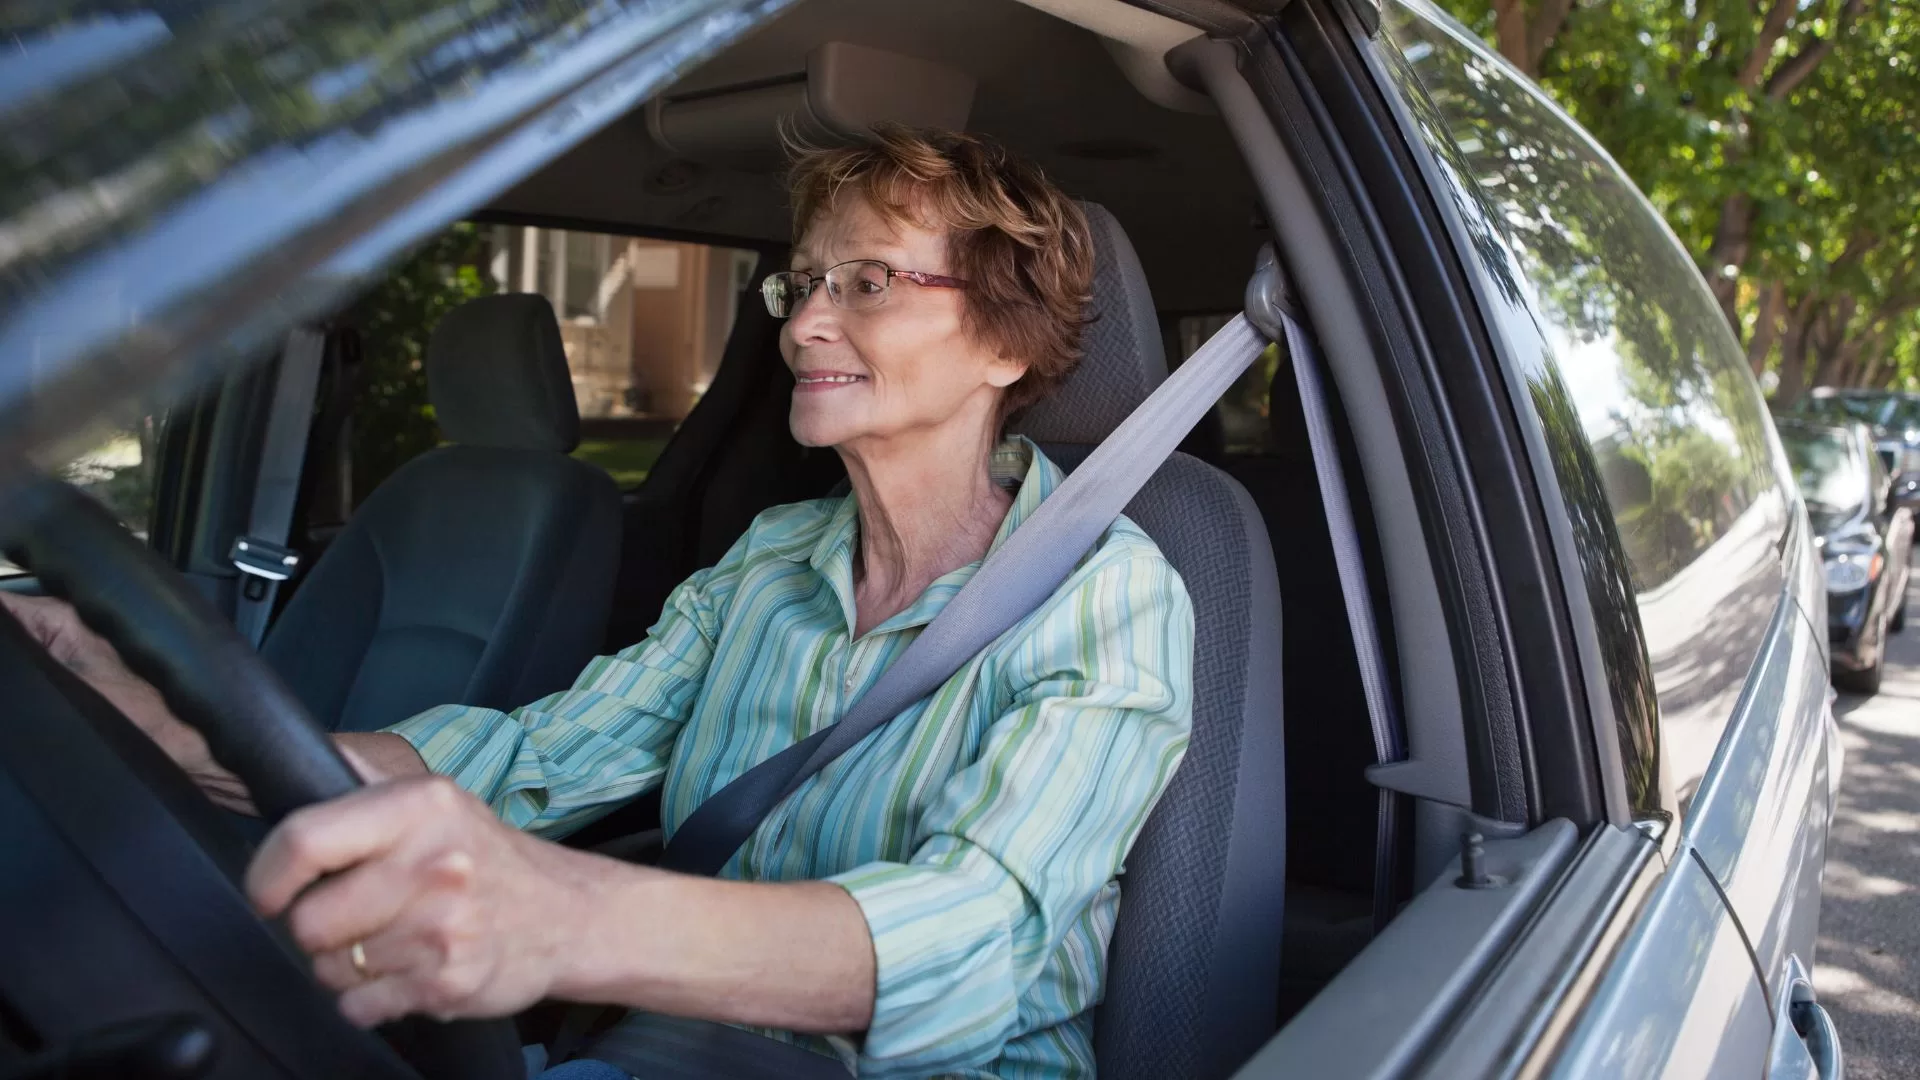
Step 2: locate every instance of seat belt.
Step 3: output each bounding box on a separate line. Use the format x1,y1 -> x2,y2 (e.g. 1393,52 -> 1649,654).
229,328 -> 326,647
1253,247 -> 1407,934
658,311 -> 1275,876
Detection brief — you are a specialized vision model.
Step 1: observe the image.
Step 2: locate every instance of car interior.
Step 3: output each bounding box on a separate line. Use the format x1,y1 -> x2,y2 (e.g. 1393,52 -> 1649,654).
0,2 -> 1513,1078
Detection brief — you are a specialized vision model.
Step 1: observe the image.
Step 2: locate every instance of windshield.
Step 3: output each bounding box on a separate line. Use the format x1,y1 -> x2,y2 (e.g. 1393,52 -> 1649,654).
1780,428 -> 1867,525
1799,393 -> 1920,433
0,0 -> 784,495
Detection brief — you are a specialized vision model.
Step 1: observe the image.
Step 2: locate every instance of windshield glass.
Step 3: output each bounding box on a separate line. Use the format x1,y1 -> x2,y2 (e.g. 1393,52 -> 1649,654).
1780,427 -> 1867,526
1888,398 -> 1920,432
1798,393 -> 1920,433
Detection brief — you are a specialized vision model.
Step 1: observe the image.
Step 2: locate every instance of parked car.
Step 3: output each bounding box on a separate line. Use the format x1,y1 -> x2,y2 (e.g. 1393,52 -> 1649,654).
0,1 -> 1844,1078
1776,416 -> 1916,693
1793,386 -> 1920,475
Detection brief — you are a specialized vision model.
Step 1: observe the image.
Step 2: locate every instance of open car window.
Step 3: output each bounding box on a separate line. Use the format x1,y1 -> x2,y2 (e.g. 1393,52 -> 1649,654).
0,417 -> 157,578
331,221 -> 759,515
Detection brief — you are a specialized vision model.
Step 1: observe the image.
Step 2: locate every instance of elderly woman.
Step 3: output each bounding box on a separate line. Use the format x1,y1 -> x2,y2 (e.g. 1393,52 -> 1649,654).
1,128 -> 1194,1079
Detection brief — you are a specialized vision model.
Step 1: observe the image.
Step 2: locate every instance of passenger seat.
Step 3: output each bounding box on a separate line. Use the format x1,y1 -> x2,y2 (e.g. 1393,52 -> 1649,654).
1016,204 -> 1286,1080
263,294 -> 622,732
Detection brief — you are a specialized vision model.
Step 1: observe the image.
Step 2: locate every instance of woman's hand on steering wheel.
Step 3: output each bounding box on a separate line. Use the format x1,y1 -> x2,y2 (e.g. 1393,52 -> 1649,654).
248,773 -> 600,1029
0,591 -> 410,815
0,592 -> 236,787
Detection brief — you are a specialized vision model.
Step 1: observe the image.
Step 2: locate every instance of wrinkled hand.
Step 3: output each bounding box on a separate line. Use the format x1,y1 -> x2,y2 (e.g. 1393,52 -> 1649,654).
0,591 -> 218,777
249,775 -> 594,1028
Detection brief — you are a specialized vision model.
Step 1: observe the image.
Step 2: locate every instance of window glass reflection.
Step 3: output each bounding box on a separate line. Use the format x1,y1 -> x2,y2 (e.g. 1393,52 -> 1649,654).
1381,1 -> 1789,815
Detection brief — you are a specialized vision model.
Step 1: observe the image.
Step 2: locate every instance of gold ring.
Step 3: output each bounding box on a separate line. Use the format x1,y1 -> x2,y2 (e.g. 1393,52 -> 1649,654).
349,940 -> 371,979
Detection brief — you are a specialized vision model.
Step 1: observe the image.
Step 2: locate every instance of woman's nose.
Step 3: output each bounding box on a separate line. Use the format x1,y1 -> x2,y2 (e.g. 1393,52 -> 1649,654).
786,284 -> 841,342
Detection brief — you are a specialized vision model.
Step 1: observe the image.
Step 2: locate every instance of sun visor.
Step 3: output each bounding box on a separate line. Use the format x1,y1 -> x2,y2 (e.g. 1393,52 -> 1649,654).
645,42 -> 976,170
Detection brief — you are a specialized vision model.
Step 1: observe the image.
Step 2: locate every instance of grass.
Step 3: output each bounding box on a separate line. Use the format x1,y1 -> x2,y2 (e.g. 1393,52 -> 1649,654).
572,437 -> 668,489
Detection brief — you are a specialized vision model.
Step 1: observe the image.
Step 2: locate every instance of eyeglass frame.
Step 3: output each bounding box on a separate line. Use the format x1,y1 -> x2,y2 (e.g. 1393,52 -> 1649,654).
761,259 -> 968,318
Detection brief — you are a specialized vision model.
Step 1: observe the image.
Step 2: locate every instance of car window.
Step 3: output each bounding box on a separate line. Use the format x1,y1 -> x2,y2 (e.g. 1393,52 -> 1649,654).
340,222 -> 759,501
1799,393 -> 1898,430
0,418 -> 158,577
1379,0 -> 1790,816
1779,428 -> 1866,526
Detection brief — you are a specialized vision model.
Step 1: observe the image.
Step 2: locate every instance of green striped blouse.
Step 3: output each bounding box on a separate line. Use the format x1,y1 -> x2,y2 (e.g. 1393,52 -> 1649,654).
388,436 -> 1195,1079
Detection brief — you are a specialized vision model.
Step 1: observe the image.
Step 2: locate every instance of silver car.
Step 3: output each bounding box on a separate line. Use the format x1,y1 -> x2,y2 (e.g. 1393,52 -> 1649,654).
0,0 -> 1840,1077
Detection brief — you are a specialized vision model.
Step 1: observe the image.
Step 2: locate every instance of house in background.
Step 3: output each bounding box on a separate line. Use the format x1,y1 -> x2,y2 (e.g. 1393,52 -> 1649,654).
484,225 -> 759,425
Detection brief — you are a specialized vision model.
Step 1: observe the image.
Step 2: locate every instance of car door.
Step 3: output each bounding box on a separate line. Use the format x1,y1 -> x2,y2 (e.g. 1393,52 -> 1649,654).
1184,0 -> 1779,1073
1350,0 -> 1843,1073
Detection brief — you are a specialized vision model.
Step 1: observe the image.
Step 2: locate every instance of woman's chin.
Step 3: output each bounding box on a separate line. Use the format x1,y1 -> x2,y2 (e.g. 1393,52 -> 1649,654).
789,413 -> 852,449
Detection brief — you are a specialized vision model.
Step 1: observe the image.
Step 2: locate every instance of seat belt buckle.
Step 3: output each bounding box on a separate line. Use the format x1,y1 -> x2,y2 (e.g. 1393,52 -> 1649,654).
229,536 -> 302,583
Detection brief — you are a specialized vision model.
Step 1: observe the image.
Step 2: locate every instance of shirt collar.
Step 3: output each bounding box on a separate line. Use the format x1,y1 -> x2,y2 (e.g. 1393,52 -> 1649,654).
768,435 -> 1063,636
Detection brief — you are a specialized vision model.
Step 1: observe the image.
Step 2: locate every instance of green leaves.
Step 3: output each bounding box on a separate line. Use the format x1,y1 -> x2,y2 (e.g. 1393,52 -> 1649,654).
1437,0 -> 1920,396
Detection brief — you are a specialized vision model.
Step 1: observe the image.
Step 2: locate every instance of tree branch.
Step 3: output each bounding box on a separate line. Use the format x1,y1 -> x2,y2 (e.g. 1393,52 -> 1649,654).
1764,0 -> 1866,101
1737,0 -> 1800,90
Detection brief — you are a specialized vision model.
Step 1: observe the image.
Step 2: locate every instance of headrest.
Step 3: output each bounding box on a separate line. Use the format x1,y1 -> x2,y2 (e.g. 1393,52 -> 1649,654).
426,294 -> 580,453
1012,203 -> 1168,446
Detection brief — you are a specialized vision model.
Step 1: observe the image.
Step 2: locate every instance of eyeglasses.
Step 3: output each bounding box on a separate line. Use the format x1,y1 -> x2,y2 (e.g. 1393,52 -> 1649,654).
761,260 -> 967,318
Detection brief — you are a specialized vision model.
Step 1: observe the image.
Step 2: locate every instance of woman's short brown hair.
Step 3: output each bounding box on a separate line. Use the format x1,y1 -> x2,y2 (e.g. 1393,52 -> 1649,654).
787,126 -> 1095,416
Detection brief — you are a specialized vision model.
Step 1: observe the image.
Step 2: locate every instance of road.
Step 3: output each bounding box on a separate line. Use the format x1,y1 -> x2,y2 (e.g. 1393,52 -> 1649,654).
1816,576 -> 1920,1080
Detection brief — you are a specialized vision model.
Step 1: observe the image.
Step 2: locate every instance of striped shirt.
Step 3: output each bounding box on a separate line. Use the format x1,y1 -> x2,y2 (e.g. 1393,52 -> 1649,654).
389,436 -> 1195,1079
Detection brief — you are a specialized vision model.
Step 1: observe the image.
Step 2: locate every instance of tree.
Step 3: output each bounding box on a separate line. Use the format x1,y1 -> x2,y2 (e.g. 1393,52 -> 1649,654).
1439,0 -> 1920,400
1485,0 -> 1577,78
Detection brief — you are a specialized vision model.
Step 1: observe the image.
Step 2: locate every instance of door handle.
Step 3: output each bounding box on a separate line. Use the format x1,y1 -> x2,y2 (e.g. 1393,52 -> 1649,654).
1790,995 -> 1844,1080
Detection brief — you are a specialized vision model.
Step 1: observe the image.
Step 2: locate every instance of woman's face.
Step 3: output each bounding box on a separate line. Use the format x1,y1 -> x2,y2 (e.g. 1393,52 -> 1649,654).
781,197 -> 1027,450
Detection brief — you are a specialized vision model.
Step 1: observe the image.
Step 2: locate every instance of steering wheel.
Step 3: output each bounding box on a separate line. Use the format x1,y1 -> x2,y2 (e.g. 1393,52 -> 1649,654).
2,478 -> 523,1080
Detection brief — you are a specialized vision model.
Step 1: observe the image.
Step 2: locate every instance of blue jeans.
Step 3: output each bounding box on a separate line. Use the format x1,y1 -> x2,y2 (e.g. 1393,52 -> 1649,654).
525,1044 -> 632,1080
533,1063 -> 631,1080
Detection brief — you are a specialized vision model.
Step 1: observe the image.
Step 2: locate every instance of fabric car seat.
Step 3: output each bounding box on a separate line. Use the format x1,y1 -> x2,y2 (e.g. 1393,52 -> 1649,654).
262,294 -> 622,733
1012,204 -> 1287,1080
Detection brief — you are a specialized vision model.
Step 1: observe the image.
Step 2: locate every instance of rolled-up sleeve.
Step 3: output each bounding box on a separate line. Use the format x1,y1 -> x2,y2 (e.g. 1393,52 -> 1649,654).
827,552 -> 1195,1078
386,563 -> 726,839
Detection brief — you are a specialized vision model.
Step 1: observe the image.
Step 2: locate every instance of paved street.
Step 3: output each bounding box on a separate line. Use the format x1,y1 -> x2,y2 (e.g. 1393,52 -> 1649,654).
1816,576 -> 1920,1080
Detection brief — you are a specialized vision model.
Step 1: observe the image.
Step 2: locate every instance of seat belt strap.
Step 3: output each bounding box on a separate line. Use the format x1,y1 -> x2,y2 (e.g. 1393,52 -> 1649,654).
1262,251 -> 1407,933
230,328 -> 325,647
658,312 -> 1275,877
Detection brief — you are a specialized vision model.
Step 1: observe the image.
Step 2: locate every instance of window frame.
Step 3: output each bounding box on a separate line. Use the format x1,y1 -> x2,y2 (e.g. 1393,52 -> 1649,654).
1265,0 -> 1613,828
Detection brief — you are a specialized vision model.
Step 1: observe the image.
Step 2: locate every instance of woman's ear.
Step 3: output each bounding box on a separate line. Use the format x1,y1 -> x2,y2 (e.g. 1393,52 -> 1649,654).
985,356 -> 1031,390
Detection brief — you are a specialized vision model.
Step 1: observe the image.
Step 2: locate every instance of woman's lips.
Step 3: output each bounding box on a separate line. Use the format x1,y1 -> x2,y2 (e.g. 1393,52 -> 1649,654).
794,371 -> 867,392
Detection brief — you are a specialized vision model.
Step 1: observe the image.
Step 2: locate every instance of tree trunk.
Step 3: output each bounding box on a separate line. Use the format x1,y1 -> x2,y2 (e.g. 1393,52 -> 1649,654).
1774,295 -> 1820,406
1706,191 -> 1753,331
1703,0 -> 1864,336
1808,295 -> 1860,391
1525,0 -> 1576,73
1493,0 -> 1532,75
1860,352 -> 1885,389
1747,280 -> 1786,376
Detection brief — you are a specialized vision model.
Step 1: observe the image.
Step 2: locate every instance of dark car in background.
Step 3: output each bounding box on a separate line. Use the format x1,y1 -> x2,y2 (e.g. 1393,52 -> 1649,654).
1793,387 -> 1920,476
1777,416 -> 1916,693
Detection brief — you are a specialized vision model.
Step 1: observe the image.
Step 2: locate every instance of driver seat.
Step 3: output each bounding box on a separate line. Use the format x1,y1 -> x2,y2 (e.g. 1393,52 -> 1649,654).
262,294 -> 622,733
1013,205 -> 1286,1080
